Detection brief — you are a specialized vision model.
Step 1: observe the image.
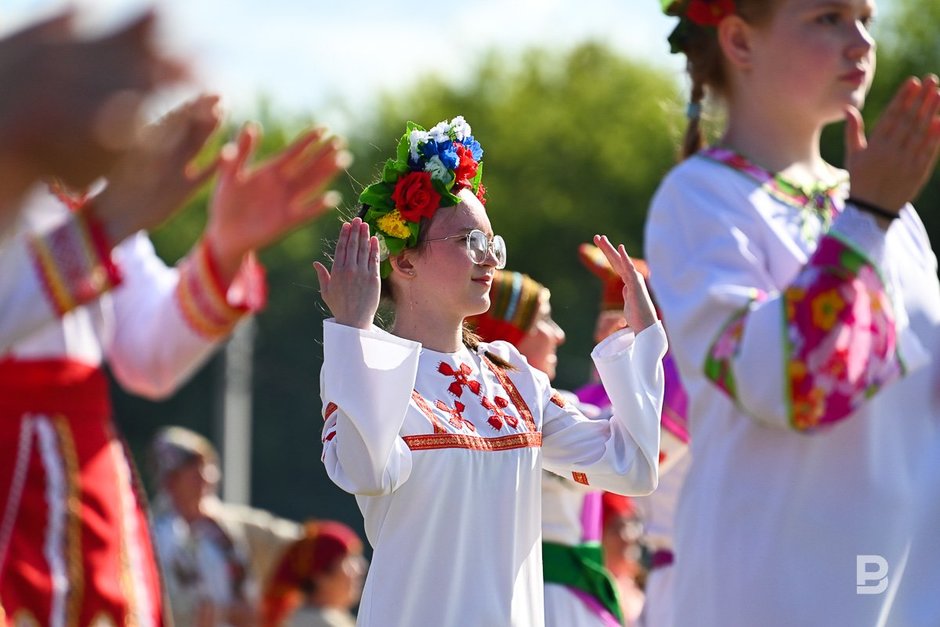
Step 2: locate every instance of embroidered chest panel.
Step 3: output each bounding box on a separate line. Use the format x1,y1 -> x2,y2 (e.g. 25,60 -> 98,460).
405,355 -> 542,451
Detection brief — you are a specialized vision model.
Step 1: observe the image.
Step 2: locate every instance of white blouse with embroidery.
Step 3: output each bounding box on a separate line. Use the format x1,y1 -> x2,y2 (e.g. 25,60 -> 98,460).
319,319 -> 667,627
645,151 -> 940,626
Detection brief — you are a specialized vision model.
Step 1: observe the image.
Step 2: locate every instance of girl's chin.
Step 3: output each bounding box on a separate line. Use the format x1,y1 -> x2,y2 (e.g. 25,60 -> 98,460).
467,296 -> 491,317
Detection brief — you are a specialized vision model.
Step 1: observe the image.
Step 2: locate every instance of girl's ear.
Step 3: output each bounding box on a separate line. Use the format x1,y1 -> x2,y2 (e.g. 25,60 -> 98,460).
389,252 -> 417,278
718,14 -> 757,71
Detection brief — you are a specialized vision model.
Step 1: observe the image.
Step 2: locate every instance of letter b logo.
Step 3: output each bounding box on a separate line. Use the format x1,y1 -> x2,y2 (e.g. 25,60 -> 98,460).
857,555 -> 888,595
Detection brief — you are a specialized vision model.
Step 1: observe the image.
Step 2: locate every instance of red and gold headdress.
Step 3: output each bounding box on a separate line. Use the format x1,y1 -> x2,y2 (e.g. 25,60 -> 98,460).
466,270 -> 547,346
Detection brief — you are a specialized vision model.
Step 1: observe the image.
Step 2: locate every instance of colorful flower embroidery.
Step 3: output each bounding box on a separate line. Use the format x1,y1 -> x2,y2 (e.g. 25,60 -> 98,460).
810,289 -> 846,331
703,304 -> 750,402
705,234 -> 902,431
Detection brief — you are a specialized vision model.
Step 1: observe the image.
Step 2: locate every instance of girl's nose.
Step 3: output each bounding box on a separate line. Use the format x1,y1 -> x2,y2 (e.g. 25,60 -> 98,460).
848,18 -> 876,59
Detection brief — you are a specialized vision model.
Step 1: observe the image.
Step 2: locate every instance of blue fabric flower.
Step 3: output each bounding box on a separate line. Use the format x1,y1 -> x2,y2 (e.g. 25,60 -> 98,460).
436,140 -> 459,170
462,136 -> 483,162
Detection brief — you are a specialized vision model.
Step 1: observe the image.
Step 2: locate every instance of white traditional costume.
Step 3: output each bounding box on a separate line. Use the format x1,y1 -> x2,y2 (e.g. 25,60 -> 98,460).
645,147 -> 940,626
320,319 -> 667,627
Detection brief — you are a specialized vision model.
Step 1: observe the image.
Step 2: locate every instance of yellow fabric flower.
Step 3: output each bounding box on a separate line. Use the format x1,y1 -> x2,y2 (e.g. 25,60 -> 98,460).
377,210 -> 411,239
810,289 -> 845,331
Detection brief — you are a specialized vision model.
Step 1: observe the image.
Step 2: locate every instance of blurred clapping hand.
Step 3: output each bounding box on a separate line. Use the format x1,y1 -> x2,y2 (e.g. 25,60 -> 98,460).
0,9 -> 185,221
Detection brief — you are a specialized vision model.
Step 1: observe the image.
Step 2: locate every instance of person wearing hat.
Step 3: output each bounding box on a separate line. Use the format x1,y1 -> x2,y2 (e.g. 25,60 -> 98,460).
313,116 -> 666,627
261,520 -> 367,627
150,426 -> 302,627
576,243 -> 690,627
467,269 -> 628,627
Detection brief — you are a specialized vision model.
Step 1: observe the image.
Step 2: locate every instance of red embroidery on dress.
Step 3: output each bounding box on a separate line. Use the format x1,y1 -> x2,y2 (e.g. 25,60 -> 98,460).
550,392 -> 567,408
412,391 -> 448,434
437,362 -> 482,398
403,432 -> 542,452
323,431 -> 336,443
435,400 -> 476,432
481,357 -> 537,432
481,395 -> 516,431
323,402 -> 338,421
572,472 -> 589,485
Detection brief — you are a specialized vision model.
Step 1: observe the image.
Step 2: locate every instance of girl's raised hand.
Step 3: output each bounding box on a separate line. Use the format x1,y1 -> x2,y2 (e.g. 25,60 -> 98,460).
313,218 -> 381,330
845,74 -> 940,213
593,234 -> 658,333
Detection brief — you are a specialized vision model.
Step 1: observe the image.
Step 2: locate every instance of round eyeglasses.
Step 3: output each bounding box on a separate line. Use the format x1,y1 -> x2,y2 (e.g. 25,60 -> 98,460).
424,229 -> 507,269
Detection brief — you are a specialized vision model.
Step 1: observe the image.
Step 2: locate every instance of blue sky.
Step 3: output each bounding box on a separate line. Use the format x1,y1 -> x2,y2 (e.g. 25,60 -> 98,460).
4,0 -> 686,131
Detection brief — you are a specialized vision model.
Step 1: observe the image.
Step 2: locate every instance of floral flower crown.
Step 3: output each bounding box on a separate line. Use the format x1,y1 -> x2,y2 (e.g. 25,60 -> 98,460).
661,0 -> 736,53
358,116 -> 486,278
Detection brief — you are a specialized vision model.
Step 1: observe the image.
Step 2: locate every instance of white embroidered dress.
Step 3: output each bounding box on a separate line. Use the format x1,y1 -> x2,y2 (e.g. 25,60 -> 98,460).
645,150 -> 940,627
320,319 -> 668,627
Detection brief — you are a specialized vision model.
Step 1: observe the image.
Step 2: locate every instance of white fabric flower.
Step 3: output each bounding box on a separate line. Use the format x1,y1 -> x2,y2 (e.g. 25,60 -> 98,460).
449,116 -> 471,141
424,156 -> 450,183
428,121 -> 451,144
409,130 -> 430,161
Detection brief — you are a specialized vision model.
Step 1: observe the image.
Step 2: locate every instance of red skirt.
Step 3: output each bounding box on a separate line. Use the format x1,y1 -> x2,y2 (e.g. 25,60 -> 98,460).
0,358 -> 163,626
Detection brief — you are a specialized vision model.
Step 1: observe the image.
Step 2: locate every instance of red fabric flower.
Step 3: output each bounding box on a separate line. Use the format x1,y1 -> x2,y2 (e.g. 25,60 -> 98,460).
475,182 -> 487,207
686,0 -> 735,26
454,144 -> 479,189
392,171 -> 441,222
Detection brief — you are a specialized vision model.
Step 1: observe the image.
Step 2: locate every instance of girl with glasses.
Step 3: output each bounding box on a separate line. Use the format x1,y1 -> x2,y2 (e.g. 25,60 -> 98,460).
313,117 -> 667,627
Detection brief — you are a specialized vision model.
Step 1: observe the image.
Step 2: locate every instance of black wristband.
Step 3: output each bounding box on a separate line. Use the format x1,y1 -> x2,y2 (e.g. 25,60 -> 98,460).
846,196 -> 899,221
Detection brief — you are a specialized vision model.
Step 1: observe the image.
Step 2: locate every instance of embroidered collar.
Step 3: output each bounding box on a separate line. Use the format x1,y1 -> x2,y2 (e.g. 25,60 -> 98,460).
699,146 -> 846,223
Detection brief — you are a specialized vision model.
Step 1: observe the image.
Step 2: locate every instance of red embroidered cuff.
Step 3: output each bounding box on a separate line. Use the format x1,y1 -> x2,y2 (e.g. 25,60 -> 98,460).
28,211 -> 123,316
175,239 -> 267,340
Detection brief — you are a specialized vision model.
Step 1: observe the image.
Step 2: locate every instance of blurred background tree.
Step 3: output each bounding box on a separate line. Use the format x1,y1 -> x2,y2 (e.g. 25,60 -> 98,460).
112,0 -> 938,542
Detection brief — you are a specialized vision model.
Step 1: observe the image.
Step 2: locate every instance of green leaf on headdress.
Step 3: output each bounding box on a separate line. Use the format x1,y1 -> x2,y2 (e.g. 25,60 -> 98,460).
361,206 -> 387,224
407,220 -> 420,244
470,161 -> 484,193
431,177 -> 460,208
379,259 -> 393,279
382,157 -> 409,184
661,0 -> 683,15
359,181 -> 395,210
384,234 -> 408,257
